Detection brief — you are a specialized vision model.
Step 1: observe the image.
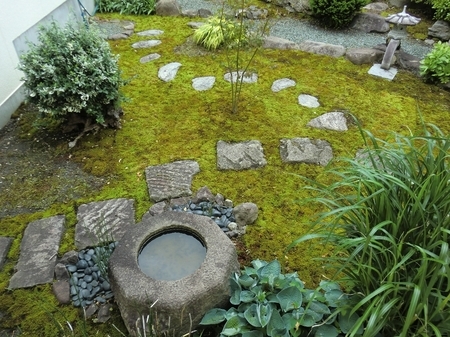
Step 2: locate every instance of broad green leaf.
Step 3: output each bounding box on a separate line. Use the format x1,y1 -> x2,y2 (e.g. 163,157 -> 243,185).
222,316 -> 247,336
230,276 -> 242,305
309,301 -> 331,315
260,260 -> 281,278
339,312 -> 363,334
314,324 -> 339,337
319,281 -> 341,292
240,290 -> 256,303
244,304 -> 261,327
226,307 -> 239,319
300,309 -> 323,327
230,274 -> 242,292
257,303 -> 273,327
200,308 -> 227,325
324,289 -> 345,307
239,274 -> 256,288
252,259 -> 268,270
242,331 -> 264,337
267,306 -> 286,336
277,286 -> 303,312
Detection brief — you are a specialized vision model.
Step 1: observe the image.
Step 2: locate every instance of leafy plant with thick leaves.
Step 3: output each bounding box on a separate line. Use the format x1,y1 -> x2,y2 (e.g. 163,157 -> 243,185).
420,41 -> 450,84
96,0 -> 155,15
290,120 -> 450,336
200,260 -> 363,337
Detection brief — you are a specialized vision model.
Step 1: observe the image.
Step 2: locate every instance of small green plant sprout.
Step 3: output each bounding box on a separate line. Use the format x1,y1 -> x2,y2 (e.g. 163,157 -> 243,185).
200,259 -> 363,337
420,41 -> 450,84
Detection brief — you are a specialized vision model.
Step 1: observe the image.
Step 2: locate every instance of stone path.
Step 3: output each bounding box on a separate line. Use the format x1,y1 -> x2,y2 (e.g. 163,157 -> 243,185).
0,22 -> 351,300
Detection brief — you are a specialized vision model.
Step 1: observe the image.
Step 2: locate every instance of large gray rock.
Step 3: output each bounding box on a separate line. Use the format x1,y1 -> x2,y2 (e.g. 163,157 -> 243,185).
307,112 -> 348,131
345,47 -> 384,65
428,20 -> 450,41
263,36 -> 299,50
158,62 -> 182,82
109,212 -> 239,336
298,40 -> 346,58
0,237 -> 12,270
155,0 -> 181,16
363,2 -> 389,14
9,216 -> 65,289
280,138 -> 333,166
145,160 -> 200,202
351,13 -> 390,33
271,78 -> 296,92
217,140 -> 267,170
75,198 -> 135,250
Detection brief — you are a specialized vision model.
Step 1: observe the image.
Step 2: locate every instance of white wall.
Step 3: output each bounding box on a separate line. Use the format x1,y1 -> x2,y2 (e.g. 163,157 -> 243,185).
0,0 -> 95,129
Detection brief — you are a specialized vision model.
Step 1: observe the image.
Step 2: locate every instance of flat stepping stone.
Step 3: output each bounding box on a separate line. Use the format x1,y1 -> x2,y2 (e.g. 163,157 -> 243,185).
137,29 -> 164,36
298,94 -> 320,108
192,76 -> 216,91
0,237 -> 13,270
131,40 -> 161,49
140,53 -> 161,63
158,62 -> 182,82
271,78 -> 296,92
224,71 -> 258,84
217,140 -> 267,170
307,111 -> 348,131
75,198 -> 135,250
280,138 -> 333,166
9,216 -> 65,289
145,160 -> 200,202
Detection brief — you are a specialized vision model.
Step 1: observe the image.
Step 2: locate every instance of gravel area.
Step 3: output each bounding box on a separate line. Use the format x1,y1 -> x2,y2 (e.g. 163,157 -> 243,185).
177,0 -> 432,59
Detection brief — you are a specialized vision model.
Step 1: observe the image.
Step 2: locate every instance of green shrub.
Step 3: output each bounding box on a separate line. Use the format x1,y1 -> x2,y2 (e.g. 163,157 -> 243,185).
309,0 -> 368,29
18,20 -> 125,126
410,0 -> 450,21
290,121 -> 450,337
200,259 -> 364,337
420,41 -> 450,84
96,0 -> 155,15
193,15 -> 245,51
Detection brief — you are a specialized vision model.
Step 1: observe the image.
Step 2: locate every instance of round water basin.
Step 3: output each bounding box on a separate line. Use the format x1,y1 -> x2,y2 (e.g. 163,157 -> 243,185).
138,231 -> 206,280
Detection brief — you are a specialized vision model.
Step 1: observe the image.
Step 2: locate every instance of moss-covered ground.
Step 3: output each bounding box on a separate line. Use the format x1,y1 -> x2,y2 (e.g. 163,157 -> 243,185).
0,11 -> 449,336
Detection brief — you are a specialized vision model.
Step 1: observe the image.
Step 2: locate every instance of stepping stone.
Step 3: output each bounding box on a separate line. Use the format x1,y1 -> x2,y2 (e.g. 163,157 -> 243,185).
298,94 -> 320,108
9,216 -> 65,289
0,237 -> 13,270
224,71 -> 258,84
217,140 -> 267,170
368,64 -> 397,81
192,76 -> 216,91
131,40 -> 161,49
271,78 -> 296,92
140,53 -> 161,63
280,138 -> 333,166
145,160 -> 200,202
75,198 -> 135,250
158,62 -> 182,82
307,111 -> 348,131
137,29 -> 164,36
187,22 -> 205,29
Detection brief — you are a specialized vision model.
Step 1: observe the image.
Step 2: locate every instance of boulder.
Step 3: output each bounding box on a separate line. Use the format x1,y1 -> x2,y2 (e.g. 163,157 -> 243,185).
217,140 -> 267,170
53,280 -> 71,305
345,47 -> 384,65
233,203 -> 259,229
155,0 -> 181,16
428,20 -> 450,41
263,36 -> 299,50
280,138 -> 333,166
363,2 -> 389,14
351,13 -> 390,33
260,0 -> 311,14
298,40 -> 346,58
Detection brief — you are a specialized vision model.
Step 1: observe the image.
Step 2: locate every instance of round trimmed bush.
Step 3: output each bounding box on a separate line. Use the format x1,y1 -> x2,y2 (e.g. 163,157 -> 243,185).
309,0 -> 368,29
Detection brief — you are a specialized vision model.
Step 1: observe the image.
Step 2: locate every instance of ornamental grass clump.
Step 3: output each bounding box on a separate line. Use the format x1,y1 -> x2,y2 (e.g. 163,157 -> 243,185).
18,20 -> 126,136
290,121 -> 450,336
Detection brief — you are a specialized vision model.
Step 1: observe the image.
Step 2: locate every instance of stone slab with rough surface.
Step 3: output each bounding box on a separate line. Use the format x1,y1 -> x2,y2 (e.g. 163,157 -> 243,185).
217,140 -> 267,170
9,216 -> 65,289
280,138 -> 333,166
307,112 -> 348,131
0,237 -> 13,270
145,160 -> 200,202
75,198 -> 135,250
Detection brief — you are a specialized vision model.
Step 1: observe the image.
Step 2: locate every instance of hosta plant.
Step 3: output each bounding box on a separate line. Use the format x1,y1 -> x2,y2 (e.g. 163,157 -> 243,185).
200,259 -> 364,337
290,121 -> 450,337
420,41 -> 450,84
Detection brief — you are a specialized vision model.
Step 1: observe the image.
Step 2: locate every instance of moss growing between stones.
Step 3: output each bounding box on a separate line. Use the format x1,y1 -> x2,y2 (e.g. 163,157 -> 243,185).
0,12 -> 449,336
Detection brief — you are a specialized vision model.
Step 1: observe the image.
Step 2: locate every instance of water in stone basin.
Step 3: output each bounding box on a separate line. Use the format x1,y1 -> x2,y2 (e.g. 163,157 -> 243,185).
138,231 -> 206,281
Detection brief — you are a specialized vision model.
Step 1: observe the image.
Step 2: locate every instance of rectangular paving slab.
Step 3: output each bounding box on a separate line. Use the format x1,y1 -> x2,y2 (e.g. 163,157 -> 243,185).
9,215 -> 65,289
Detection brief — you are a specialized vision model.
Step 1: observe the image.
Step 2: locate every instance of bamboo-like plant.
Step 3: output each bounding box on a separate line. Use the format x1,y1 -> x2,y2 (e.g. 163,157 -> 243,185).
289,120 -> 450,337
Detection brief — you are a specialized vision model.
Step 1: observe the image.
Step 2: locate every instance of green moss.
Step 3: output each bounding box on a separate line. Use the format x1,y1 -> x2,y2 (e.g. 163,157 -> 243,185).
1,11 -> 450,336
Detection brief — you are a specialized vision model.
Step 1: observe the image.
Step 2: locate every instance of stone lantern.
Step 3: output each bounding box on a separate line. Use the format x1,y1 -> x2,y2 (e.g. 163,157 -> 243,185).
380,6 -> 421,70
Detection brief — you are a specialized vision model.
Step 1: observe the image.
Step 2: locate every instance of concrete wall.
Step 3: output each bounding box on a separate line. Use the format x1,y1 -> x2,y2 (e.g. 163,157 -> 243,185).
0,0 -> 95,129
